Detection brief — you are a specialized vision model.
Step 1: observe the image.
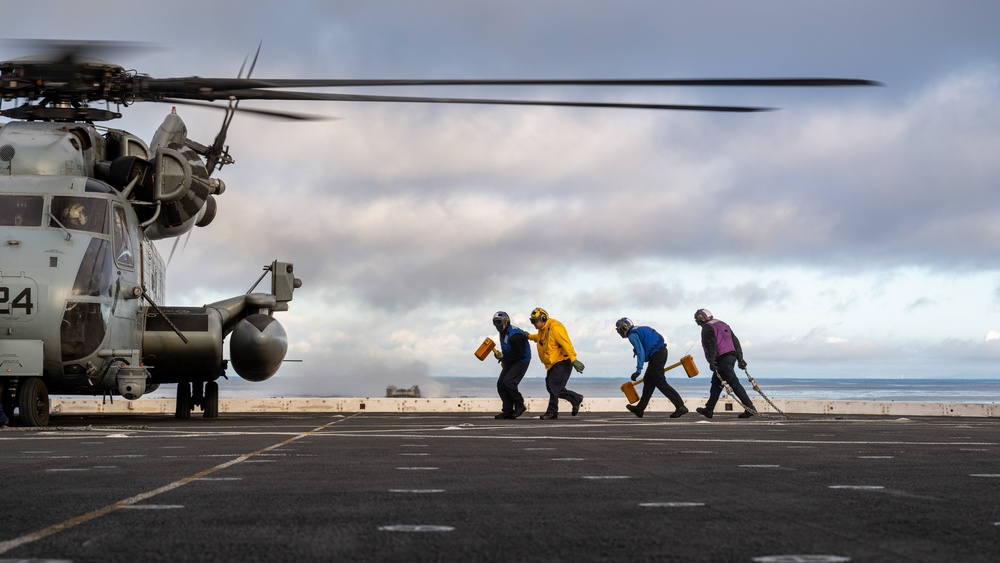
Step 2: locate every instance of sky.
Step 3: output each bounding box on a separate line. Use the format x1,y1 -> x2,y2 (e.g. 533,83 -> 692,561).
5,1 -> 1000,397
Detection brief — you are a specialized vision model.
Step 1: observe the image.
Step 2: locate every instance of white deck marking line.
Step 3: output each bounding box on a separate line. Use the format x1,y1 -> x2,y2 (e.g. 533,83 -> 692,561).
829,485 -> 884,490
379,525 -> 455,532
640,502 -> 705,507
0,413 -> 362,556
307,433 -> 999,447
752,556 -> 850,563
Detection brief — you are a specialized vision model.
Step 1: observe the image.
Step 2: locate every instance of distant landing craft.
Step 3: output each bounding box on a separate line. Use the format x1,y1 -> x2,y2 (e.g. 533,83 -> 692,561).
0,40 -> 878,426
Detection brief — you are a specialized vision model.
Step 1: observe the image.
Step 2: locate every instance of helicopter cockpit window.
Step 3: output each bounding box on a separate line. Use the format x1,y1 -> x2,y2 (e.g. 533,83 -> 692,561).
84,178 -> 113,194
72,239 -> 115,297
0,195 -> 44,226
112,204 -> 135,269
60,302 -> 109,362
50,197 -> 108,234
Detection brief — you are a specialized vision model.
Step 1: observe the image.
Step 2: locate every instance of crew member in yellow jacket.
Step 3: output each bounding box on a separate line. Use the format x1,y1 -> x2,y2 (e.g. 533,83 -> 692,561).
526,307 -> 585,419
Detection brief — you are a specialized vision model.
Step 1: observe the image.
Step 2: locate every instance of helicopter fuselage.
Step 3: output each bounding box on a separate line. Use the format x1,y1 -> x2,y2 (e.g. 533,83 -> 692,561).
0,172 -> 165,394
0,118 -> 298,426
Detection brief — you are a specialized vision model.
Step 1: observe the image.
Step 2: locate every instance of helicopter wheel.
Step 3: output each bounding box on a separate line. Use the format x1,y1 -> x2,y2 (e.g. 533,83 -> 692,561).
204,381 -> 219,418
18,377 -> 50,427
175,382 -> 192,419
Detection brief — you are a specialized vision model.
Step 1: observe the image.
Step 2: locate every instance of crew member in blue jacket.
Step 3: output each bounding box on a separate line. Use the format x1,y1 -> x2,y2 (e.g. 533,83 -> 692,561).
616,318 -> 688,418
694,309 -> 756,419
492,311 -> 531,419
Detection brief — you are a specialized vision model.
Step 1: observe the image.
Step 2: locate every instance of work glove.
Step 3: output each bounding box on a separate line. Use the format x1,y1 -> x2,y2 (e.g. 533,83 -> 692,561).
572,360 -> 585,373
708,363 -> 717,374
738,359 -> 748,370
493,349 -> 503,363
630,371 -> 641,381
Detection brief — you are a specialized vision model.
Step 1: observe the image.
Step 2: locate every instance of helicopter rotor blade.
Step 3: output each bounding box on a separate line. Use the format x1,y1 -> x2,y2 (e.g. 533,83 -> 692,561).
0,41 -> 881,121
154,90 -> 772,112
0,38 -> 159,63
145,76 -> 881,93
136,75 -> 881,113
157,98 -> 339,121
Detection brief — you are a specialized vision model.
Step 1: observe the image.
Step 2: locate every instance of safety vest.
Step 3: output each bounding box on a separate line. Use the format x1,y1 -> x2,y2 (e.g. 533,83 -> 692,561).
704,319 -> 736,356
500,325 -> 531,361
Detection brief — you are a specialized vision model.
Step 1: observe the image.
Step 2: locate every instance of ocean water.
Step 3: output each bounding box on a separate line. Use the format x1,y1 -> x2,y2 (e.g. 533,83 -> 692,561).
434,376 -> 1000,403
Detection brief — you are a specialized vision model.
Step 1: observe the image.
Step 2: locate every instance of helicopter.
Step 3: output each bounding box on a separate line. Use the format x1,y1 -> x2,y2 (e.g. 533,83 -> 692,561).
0,40 -> 878,426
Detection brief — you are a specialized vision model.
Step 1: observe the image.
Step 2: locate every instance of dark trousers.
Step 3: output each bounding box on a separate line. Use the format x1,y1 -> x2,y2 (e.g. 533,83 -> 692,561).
497,360 -> 529,413
635,347 -> 685,412
545,360 -> 582,415
705,352 -> 755,411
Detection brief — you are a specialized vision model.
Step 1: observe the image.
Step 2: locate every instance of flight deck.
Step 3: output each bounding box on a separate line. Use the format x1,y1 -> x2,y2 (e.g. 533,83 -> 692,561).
2,411 -> 998,562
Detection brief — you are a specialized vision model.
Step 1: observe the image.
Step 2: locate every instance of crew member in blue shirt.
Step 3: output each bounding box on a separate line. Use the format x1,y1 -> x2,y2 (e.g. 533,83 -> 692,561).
616,318 -> 688,418
492,311 -> 531,419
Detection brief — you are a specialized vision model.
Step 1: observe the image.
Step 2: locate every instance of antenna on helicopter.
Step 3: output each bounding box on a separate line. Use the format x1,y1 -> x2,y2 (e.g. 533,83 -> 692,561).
205,42 -> 262,172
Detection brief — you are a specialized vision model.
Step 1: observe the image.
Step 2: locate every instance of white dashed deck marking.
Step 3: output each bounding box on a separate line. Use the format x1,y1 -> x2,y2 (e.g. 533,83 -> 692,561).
378,525 -> 455,532
752,556 -> 851,563
829,485 -> 884,490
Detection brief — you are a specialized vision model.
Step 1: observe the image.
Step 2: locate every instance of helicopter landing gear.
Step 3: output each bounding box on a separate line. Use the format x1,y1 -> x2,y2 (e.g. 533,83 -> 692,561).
174,381 -> 219,419
18,377 -> 50,427
204,381 -> 219,418
175,382 -> 192,419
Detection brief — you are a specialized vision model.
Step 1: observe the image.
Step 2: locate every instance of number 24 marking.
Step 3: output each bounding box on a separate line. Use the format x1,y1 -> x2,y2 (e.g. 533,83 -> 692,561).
0,286 -> 34,315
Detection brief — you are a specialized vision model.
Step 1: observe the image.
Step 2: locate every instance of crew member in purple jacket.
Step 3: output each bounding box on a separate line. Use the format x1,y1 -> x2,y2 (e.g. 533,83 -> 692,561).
694,309 -> 756,419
